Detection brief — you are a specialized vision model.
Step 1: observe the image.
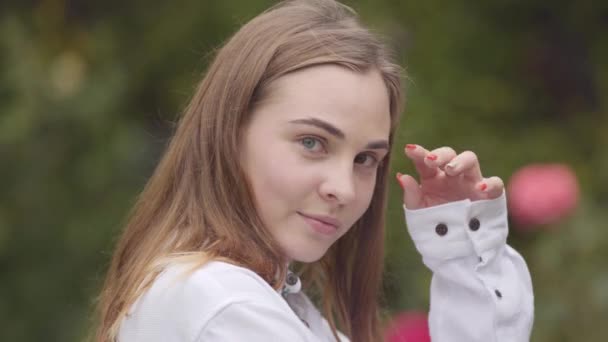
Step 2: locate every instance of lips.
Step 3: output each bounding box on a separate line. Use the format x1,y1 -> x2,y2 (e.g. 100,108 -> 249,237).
298,212 -> 341,235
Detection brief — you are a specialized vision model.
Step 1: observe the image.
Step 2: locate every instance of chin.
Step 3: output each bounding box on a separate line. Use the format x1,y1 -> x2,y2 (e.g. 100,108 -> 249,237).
287,246 -> 329,263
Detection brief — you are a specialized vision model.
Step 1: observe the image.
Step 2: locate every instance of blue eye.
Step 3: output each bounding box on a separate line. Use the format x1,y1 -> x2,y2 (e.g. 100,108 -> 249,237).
300,136 -> 325,153
301,137 -> 317,150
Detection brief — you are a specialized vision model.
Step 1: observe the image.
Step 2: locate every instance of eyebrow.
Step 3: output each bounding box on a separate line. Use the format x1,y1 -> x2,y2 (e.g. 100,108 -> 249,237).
288,117 -> 389,150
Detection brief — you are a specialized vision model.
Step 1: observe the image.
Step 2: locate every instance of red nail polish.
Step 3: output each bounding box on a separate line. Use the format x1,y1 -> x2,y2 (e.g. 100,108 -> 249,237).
426,154 -> 438,161
405,144 -> 417,150
480,183 -> 487,191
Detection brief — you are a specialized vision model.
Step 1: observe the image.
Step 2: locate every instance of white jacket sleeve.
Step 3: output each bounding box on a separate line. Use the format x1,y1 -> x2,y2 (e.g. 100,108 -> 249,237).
404,192 -> 534,342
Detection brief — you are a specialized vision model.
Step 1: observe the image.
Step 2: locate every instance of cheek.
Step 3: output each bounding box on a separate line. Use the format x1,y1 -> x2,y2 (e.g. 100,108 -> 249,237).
248,145 -> 315,218
351,175 -> 378,218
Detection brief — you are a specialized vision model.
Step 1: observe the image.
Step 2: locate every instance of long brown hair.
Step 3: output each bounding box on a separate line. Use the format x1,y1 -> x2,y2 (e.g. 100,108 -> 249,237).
95,0 -> 403,341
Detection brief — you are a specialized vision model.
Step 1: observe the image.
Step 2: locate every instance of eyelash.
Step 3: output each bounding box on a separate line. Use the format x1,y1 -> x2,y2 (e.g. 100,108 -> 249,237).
354,153 -> 380,168
298,136 -> 380,168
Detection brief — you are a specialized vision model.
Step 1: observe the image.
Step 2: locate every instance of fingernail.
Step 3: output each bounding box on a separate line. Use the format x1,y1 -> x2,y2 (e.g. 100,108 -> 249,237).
426,154 -> 438,161
405,144 -> 417,150
396,172 -> 405,190
445,162 -> 457,171
479,183 -> 487,191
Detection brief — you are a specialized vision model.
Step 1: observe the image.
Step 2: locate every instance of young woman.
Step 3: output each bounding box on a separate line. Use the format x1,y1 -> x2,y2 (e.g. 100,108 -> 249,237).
95,0 -> 534,341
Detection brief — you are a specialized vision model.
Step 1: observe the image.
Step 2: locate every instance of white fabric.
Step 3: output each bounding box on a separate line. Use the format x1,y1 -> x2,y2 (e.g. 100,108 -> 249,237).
405,192 -> 534,342
118,262 -> 344,342
119,193 -> 533,341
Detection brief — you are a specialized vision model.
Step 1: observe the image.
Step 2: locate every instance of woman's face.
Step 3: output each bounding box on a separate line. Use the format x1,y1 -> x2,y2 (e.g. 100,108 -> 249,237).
241,64 -> 391,263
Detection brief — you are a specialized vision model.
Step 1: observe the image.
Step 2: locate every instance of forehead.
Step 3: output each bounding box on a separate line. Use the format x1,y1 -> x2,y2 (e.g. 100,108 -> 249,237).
256,64 -> 392,140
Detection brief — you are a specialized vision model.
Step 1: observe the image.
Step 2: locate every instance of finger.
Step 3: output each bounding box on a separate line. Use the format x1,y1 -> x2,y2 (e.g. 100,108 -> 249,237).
445,150 -> 483,181
424,146 -> 457,169
477,176 -> 504,199
396,172 -> 423,209
404,144 -> 438,179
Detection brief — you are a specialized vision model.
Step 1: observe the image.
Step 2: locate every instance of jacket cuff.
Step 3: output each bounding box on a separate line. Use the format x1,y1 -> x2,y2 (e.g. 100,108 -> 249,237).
404,192 -> 509,261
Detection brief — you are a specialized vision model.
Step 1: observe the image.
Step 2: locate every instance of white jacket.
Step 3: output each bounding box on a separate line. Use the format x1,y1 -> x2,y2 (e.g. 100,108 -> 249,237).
119,192 -> 534,341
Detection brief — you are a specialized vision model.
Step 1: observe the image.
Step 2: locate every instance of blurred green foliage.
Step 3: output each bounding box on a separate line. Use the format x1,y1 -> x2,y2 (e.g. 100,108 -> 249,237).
1,0 -> 607,341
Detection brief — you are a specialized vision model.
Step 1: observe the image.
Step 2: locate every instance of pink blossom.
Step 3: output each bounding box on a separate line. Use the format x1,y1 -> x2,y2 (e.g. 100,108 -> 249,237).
507,163 -> 579,229
385,311 -> 430,342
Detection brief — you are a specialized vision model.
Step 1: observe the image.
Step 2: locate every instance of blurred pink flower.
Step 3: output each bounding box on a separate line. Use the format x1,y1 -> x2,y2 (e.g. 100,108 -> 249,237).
507,163 -> 579,229
384,311 -> 430,342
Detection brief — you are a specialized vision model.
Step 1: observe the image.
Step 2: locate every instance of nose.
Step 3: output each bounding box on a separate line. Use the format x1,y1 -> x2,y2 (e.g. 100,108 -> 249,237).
319,162 -> 356,206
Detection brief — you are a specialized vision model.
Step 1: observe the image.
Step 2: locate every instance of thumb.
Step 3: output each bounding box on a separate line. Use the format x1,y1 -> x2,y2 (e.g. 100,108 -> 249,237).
396,173 -> 423,210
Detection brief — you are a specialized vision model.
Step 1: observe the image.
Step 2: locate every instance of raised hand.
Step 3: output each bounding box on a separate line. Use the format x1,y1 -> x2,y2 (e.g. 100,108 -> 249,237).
396,144 -> 504,210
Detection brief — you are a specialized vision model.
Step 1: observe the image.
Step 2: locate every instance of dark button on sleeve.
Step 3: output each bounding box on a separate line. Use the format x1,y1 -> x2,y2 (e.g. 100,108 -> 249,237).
468,218 -> 480,231
435,223 -> 448,236
494,289 -> 503,299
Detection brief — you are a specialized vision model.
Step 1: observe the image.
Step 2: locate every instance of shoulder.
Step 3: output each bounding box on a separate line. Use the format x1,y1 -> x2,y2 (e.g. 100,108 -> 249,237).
118,261 -> 285,341
164,260 -> 278,302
